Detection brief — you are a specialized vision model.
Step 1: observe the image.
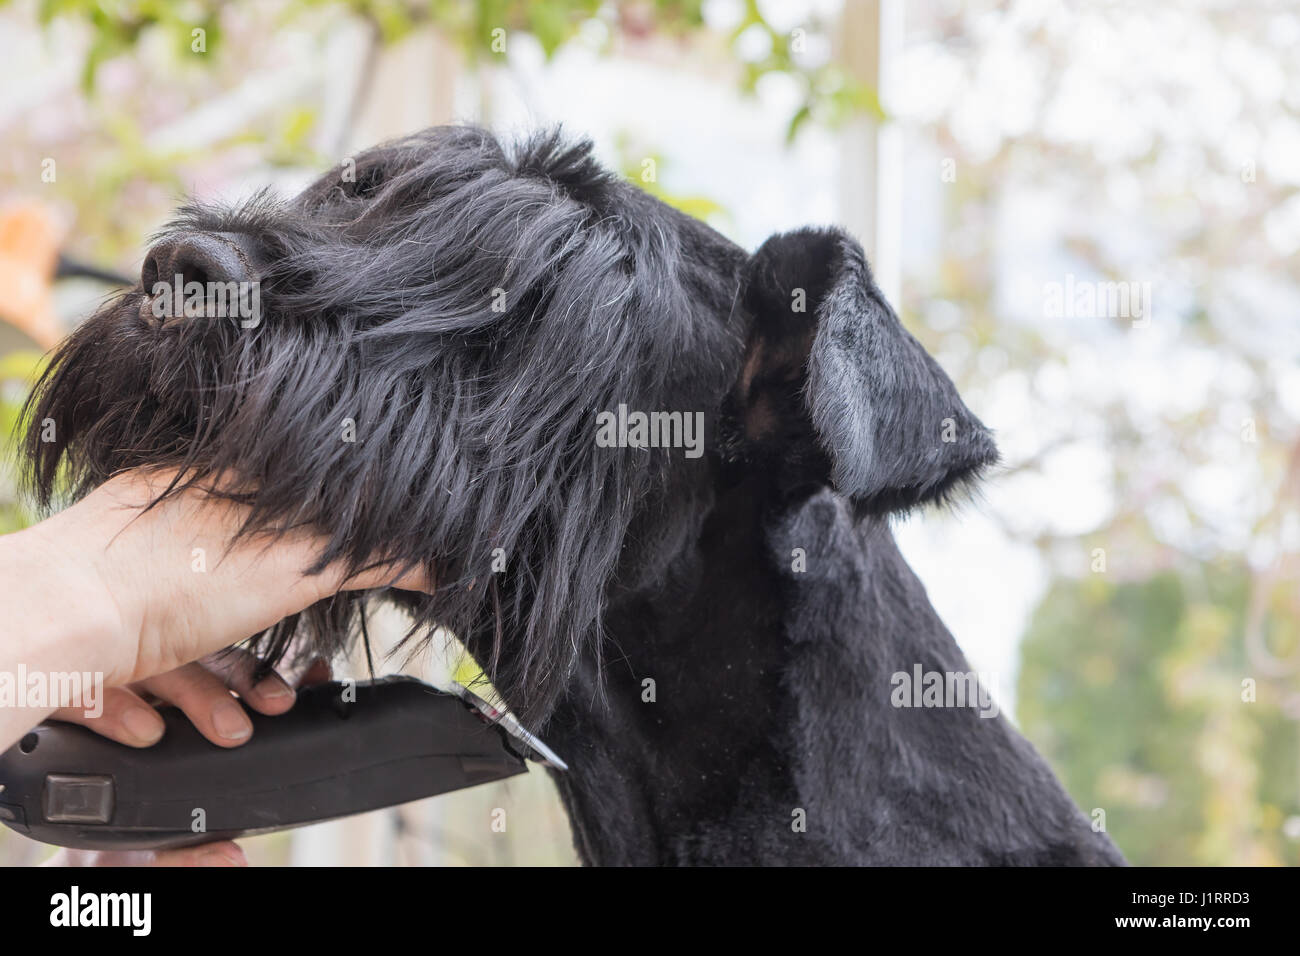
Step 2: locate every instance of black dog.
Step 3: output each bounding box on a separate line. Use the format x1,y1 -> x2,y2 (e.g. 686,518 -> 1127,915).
23,126 -> 1124,865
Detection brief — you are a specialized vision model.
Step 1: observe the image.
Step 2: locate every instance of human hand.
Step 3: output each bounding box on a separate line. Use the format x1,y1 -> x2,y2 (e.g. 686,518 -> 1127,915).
7,468 -> 431,690
48,648 -> 310,749
36,657 -> 334,866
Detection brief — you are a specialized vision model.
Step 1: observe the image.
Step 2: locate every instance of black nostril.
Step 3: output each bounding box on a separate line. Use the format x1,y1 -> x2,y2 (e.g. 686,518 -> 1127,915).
141,233 -> 254,294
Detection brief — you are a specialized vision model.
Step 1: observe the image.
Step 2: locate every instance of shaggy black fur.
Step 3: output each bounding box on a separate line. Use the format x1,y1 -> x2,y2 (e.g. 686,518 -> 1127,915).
22,125 -> 1124,865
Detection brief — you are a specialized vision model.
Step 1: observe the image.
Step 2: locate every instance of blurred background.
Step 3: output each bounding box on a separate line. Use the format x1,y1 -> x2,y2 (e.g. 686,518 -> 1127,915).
0,0 -> 1296,866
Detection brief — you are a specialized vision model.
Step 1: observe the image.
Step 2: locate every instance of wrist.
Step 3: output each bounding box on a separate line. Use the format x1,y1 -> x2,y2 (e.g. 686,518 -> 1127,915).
0,533 -> 116,697
2,513 -> 137,688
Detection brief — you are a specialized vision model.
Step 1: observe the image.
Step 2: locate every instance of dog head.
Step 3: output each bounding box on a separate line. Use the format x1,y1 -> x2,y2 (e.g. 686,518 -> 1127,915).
23,126 -> 995,723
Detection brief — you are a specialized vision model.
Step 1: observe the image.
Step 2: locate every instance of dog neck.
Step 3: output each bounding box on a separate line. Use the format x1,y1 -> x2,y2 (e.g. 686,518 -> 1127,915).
544,478 -> 1125,866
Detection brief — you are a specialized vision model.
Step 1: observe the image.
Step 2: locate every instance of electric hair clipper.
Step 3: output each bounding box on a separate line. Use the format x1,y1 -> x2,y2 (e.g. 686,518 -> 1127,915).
0,676 -> 565,851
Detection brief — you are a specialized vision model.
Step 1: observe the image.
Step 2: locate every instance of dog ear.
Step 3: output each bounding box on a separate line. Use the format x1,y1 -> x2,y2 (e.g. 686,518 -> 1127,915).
735,226 -> 998,513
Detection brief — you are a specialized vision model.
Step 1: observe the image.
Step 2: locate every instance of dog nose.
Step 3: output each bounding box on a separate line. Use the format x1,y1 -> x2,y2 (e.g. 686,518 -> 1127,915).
141,233 -> 254,291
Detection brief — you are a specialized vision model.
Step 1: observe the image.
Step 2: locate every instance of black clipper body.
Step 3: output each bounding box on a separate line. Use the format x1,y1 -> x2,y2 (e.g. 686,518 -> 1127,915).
0,676 -> 564,851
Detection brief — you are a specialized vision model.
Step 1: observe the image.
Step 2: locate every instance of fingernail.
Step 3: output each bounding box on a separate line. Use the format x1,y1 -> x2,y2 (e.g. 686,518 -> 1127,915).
212,701 -> 252,740
255,675 -> 294,700
122,707 -> 164,745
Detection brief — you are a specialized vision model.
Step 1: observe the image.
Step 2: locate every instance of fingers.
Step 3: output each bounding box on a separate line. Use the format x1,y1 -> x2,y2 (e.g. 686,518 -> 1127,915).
50,686 -> 165,748
134,661 -> 256,747
134,653 -> 300,746
200,647 -> 297,715
54,652 -> 297,750
44,841 -> 248,868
